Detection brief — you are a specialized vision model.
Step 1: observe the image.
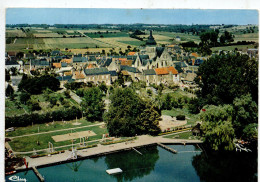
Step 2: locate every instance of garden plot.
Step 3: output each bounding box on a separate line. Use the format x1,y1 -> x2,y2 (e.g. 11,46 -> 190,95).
52,130 -> 96,142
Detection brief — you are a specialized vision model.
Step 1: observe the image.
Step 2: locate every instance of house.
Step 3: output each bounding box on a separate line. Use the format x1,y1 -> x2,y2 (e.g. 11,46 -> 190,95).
84,67 -> 112,85
56,75 -> 74,87
51,50 -> 61,56
73,71 -> 85,82
109,71 -> 118,83
120,65 -> 142,81
5,60 -> 21,72
127,52 -> 136,56
142,69 -> 157,86
175,36 -> 181,41
154,66 -> 179,85
151,47 -> 173,69
30,58 -> 50,70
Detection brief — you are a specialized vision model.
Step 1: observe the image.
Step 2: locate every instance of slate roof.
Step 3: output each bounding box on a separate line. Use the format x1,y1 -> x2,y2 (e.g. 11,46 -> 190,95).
5,60 -> 19,65
109,71 -> 118,76
73,57 -> 87,63
31,59 -> 50,66
174,62 -> 188,68
103,58 -> 112,67
120,65 -> 141,73
127,55 -> 137,61
146,30 -> 157,46
156,47 -> 165,58
84,67 -> 110,76
61,62 -> 67,67
56,75 -> 73,82
143,69 -> 156,75
51,50 -> 61,56
88,56 -> 96,61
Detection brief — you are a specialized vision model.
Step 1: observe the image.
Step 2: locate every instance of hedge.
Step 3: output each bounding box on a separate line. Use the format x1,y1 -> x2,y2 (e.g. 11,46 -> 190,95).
5,106 -> 81,128
68,144 -> 97,151
30,150 -> 65,158
100,137 -> 136,145
176,115 -> 185,120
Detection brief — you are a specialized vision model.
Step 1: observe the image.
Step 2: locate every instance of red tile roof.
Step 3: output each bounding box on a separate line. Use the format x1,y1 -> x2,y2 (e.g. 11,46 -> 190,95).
191,52 -> 199,57
155,67 -> 178,75
87,64 -> 94,69
61,58 -> 73,64
120,60 -> 133,66
53,63 -> 61,68
127,52 -> 136,56
154,68 -> 169,75
74,71 -> 85,79
121,70 -> 129,76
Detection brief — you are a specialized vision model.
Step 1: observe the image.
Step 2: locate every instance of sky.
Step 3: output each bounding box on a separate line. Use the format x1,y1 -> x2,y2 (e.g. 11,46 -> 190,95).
6,8 -> 259,25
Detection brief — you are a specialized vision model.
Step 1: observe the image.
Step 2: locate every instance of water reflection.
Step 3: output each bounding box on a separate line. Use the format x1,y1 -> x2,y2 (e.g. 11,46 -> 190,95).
66,160 -> 84,172
104,146 -> 159,182
192,151 -> 257,182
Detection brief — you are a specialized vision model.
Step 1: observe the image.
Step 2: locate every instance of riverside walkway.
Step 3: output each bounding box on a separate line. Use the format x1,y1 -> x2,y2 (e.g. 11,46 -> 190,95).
22,135 -> 202,170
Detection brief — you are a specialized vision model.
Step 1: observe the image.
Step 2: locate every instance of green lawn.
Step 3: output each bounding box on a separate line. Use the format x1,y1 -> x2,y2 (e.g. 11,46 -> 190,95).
162,108 -> 199,125
6,119 -> 100,137
8,124 -> 107,152
163,131 -> 193,139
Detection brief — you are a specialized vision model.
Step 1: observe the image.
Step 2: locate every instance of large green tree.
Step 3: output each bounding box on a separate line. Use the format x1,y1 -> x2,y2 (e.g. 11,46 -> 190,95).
104,88 -> 161,137
200,105 -> 235,151
232,94 -> 258,139
18,75 -> 60,94
195,53 -> 258,105
81,87 -> 105,121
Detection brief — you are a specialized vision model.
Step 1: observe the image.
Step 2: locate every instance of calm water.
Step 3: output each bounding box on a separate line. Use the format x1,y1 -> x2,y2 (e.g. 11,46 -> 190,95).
6,145 -> 257,182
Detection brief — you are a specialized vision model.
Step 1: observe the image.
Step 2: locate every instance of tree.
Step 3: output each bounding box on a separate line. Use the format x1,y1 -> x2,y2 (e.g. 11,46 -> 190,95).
195,53 -> 258,105
104,88 -> 161,137
200,105 -> 235,151
232,94 -> 258,139
6,84 -> 14,97
10,67 -> 18,76
19,91 -> 31,104
18,75 -> 60,94
5,69 -> 10,82
81,87 -> 105,121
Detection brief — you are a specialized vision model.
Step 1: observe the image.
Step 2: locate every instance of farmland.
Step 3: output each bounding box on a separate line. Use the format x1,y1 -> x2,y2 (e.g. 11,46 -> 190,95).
5,25 -> 258,54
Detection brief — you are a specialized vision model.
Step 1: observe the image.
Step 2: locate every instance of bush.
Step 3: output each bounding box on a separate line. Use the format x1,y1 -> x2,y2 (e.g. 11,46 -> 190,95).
176,115 -> 185,120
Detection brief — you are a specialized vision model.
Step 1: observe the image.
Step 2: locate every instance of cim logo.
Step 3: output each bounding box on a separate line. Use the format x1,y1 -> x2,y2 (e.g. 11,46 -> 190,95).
8,175 -> 27,182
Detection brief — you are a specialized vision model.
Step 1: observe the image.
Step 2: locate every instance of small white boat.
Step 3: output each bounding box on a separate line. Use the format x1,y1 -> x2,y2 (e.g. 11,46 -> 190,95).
106,168 -> 123,174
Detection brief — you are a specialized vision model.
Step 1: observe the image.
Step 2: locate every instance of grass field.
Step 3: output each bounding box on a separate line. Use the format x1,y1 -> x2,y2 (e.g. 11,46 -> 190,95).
6,29 -> 27,38
8,124 -> 107,152
163,131 -> 193,139
85,32 -> 129,38
162,108 -> 199,125
6,119 -> 101,137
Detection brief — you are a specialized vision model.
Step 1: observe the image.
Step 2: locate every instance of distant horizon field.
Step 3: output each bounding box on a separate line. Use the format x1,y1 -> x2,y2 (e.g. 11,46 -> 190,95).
5,27 -> 258,53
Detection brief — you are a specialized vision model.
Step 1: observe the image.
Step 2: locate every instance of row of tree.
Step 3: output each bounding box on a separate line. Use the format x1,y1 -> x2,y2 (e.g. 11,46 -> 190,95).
5,106 -> 81,128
